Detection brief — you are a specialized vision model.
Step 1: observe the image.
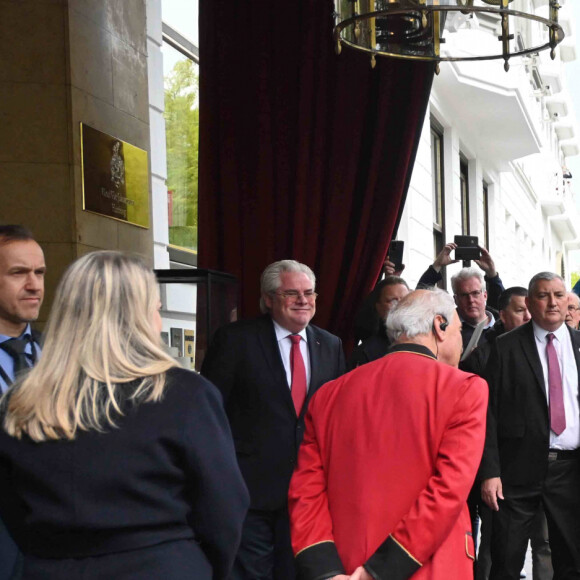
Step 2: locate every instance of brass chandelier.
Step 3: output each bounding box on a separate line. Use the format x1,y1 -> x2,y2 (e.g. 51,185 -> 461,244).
333,0 -> 565,72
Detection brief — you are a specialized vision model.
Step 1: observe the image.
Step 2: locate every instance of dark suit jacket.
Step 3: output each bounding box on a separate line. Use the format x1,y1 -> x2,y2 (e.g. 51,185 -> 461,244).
201,315 -> 345,510
479,321 -> 580,486
347,331 -> 390,371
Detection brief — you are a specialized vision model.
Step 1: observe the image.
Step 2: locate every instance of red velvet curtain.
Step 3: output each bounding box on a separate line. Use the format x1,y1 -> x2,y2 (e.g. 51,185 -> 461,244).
198,0 -> 434,352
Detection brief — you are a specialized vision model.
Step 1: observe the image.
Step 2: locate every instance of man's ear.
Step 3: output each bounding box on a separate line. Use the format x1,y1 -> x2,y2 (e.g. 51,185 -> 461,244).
432,314 -> 448,342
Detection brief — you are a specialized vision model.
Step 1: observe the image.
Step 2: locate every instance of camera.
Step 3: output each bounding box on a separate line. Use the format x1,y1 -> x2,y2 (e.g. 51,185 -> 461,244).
454,235 -> 481,261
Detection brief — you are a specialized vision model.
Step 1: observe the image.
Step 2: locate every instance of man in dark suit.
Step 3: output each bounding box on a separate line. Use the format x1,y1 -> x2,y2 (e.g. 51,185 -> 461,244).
480,272 -> 580,580
201,259 -> 345,580
348,276 -> 409,370
0,225 -> 45,580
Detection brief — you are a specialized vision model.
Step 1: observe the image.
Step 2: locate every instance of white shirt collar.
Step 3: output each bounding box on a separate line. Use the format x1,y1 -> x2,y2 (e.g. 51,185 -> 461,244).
272,319 -> 308,343
532,320 -> 568,343
460,310 -> 495,330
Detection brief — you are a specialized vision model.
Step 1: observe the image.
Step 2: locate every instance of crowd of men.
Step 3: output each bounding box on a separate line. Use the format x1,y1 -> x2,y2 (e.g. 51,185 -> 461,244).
2,224 -> 580,580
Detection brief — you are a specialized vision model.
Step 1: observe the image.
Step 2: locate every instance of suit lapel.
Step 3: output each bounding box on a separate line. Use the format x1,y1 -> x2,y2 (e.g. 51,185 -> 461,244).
520,322 -> 547,402
256,316 -> 296,415
304,326 -> 321,411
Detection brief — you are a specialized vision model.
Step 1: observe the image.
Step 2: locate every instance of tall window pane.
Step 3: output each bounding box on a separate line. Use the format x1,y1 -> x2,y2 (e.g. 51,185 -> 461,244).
482,182 -> 489,249
162,42 -> 199,252
460,159 -> 469,235
431,126 -> 444,254
431,124 -> 445,289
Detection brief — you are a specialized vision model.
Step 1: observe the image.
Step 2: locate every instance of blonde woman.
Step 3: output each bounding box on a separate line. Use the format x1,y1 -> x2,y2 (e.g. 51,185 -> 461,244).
0,251 -> 249,579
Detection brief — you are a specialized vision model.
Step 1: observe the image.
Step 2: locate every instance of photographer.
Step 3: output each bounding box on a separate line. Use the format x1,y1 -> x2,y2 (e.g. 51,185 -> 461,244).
417,242 -> 504,356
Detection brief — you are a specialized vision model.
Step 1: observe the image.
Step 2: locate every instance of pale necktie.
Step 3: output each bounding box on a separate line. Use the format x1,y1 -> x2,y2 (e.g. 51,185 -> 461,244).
546,333 -> 566,435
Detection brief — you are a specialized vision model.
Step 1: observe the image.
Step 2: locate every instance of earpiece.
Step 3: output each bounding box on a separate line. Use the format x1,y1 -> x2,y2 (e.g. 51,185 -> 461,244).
432,315 -> 449,334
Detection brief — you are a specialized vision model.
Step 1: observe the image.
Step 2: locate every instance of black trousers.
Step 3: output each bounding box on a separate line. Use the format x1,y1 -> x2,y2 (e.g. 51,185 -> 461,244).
231,507 -> 295,580
490,455 -> 580,580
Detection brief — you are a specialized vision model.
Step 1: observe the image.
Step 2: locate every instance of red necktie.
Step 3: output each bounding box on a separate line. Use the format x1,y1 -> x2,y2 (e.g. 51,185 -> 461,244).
546,333 -> 566,435
289,334 -> 307,416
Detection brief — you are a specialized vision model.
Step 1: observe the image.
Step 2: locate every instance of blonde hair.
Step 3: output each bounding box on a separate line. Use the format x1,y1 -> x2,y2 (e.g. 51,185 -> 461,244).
4,251 -> 177,442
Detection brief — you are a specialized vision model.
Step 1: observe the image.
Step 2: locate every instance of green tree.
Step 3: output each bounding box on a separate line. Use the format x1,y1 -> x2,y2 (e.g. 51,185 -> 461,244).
571,271 -> 580,290
164,58 -> 199,251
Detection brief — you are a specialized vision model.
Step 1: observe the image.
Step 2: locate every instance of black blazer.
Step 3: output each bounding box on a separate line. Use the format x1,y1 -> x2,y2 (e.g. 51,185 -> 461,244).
0,368 -> 249,580
201,315 -> 345,510
347,332 -> 390,371
479,321 -> 580,486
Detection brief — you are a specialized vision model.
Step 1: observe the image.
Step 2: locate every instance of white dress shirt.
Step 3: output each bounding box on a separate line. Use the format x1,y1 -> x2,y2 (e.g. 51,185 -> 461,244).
272,320 -> 311,391
532,321 -> 580,450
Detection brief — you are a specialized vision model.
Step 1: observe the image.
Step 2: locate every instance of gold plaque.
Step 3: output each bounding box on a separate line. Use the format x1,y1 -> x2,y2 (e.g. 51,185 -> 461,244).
81,123 -> 150,228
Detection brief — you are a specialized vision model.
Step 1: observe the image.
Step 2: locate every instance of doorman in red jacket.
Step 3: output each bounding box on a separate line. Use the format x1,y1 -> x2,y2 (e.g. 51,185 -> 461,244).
288,288 -> 488,580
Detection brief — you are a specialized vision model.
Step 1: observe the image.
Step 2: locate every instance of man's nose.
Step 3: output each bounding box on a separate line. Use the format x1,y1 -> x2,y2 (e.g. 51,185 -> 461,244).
25,273 -> 42,291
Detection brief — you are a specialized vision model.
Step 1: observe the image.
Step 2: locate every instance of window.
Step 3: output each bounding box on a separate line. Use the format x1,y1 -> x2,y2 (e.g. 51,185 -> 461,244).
162,2 -> 199,256
482,181 -> 489,250
460,158 -> 469,235
431,124 -> 445,260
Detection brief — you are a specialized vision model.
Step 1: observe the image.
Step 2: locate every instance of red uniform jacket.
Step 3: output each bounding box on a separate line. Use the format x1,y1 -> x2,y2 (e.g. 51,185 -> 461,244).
288,344 -> 488,580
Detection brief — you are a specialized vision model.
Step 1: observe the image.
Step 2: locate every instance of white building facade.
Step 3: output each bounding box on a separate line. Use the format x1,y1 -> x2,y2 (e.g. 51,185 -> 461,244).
398,0 -> 580,290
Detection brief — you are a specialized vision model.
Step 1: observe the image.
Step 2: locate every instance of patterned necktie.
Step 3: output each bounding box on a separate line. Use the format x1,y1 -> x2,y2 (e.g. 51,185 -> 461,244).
546,333 -> 566,435
289,334 -> 307,416
0,337 -> 32,379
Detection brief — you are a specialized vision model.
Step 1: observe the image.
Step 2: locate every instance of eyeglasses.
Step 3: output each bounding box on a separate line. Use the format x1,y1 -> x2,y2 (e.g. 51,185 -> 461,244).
455,289 -> 484,300
274,290 -> 318,302
567,305 -> 580,312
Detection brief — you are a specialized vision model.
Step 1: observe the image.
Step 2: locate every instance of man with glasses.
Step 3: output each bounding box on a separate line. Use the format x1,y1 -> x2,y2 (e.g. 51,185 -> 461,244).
452,267 -> 501,357
202,260 -> 345,580
565,292 -> 580,330
418,243 -> 504,355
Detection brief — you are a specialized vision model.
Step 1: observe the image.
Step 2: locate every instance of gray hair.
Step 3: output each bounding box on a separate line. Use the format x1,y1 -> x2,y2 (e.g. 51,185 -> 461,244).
451,267 -> 484,295
386,288 -> 457,343
528,272 -> 565,295
259,259 -> 316,313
